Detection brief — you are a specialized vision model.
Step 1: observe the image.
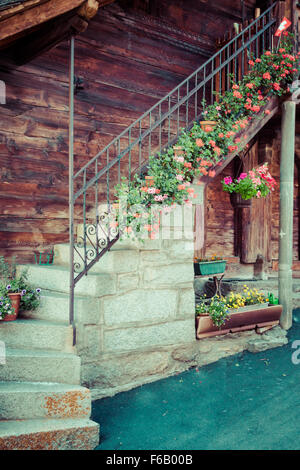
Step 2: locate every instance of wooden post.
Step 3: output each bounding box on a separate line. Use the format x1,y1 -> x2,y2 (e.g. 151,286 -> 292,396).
279,101 -> 296,330
193,183 -> 206,260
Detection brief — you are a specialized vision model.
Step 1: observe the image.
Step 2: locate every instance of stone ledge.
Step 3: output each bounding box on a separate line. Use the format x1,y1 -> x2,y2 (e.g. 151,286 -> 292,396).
87,326 -> 288,399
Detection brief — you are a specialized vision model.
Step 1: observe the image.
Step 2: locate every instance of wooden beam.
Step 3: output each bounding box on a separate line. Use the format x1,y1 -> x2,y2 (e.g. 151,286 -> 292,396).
0,0 -> 49,21
78,0 -> 99,21
10,12 -> 88,64
0,0 -> 86,48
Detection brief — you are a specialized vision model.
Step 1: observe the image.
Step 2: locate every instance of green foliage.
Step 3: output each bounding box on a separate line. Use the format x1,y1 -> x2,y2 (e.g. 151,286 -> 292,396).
0,256 -> 41,318
196,295 -> 230,328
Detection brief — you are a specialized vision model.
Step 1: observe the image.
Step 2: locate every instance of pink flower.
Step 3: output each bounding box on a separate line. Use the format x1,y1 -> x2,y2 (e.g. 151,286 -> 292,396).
176,174 -> 184,181
147,187 -> 157,194
256,191 -> 261,198
224,177 -> 232,185
239,172 -> 248,180
233,91 -> 243,99
263,72 -> 271,80
174,156 -> 184,163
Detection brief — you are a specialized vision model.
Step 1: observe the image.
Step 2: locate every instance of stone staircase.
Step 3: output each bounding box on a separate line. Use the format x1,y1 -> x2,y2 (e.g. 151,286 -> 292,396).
0,286 -> 99,450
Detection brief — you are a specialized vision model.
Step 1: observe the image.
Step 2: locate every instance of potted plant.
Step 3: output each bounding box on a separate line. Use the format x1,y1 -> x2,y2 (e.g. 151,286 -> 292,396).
195,286 -> 282,339
222,163 -> 276,201
199,120 -> 217,132
0,294 -> 14,322
0,256 -> 41,322
194,255 -> 227,276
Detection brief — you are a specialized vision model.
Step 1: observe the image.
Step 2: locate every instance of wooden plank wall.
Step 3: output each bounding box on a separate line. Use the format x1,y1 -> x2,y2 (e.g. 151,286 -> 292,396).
0,0 -> 257,262
204,130 -> 300,268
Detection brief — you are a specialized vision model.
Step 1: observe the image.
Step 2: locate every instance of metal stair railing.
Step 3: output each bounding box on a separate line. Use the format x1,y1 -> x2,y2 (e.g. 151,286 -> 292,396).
68,2 -> 279,335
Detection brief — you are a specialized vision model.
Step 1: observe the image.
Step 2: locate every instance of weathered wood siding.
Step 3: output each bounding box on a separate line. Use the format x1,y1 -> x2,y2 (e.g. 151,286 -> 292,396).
0,0 -> 266,262
205,131 -> 300,268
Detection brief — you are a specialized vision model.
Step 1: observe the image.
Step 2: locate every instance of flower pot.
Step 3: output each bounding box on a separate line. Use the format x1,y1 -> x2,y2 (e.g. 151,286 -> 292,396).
145,175 -> 154,187
196,304 -> 282,339
34,250 -> 54,265
194,260 -> 226,276
230,192 -> 252,208
4,293 -> 21,322
199,121 -> 217,132
173,146 -> 185,157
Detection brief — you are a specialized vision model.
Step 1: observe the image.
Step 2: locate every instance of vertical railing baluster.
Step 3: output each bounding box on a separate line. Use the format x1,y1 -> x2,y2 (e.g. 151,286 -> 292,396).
262,15 -> 265,52
159,105 -> 162,153
211,58 -> 214,104
177,88 -> 180,135
195,73 -> 198,119
106,149 -> 110,242
83,169 -> 87,273
128,129 -> 131,181
203,65 -> 206,104
255,21 -> 258,57
95,158 -> 99,254
241,31 -> 245,76
138,121 -> 142,169
268,10 -> 271,50
149,112 -> 152,158
234,37 -> 238,83
227,45 -> 230,90
106,149 -> 110,206
186,81 -> 189,128
168,96 -> 171,145
117,139 -> 121,185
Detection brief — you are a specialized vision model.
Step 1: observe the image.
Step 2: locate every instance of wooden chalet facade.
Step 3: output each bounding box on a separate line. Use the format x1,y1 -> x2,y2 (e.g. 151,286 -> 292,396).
0,0 -> 299,275
0,0 -> 299,451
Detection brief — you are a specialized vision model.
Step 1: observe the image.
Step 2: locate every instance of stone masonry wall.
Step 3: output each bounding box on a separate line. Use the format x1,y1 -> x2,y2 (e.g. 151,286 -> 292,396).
71,189 -> 288,400
75,205 -> 197,399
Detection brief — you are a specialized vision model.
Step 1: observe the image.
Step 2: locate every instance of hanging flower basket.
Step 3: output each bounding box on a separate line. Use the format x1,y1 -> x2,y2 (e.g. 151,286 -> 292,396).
222,163 -> 277,201
196,304 -> 282,339
194,259 -> 227,276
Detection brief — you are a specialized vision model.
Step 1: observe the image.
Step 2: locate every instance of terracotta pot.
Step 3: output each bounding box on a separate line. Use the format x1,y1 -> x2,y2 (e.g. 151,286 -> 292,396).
199,121 -> 217,132
230,192 -> 252,208
196,304 -> 282,339
145,175 -> 154,187
4,293 -> 21,322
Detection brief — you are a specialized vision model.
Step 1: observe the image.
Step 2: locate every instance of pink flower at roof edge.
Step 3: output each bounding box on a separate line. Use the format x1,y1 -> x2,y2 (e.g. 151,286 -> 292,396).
239,173 -> 248,180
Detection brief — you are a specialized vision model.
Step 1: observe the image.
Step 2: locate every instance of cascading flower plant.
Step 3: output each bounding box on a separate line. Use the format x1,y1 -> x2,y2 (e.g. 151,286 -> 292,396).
113,32 -> 299,239
221,163 -> 277,200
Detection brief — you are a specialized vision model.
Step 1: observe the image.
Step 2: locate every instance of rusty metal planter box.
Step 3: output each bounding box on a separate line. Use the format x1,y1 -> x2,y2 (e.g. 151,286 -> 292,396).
196,304 -> 282,339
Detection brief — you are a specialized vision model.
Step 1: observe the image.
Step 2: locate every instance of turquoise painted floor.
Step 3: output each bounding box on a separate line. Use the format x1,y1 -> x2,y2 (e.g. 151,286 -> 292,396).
92,310 -> 300,450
